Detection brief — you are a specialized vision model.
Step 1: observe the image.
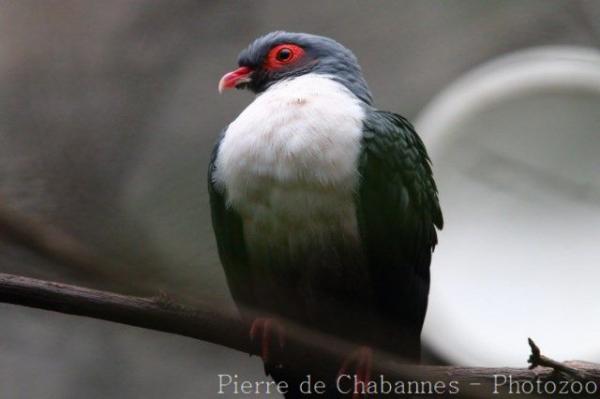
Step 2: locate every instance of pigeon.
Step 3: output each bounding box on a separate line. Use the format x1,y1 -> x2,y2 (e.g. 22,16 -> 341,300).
209,31 -> 443,396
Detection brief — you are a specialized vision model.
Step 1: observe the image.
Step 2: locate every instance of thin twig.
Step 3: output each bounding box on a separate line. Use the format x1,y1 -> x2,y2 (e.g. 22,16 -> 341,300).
528,338 -> 589,380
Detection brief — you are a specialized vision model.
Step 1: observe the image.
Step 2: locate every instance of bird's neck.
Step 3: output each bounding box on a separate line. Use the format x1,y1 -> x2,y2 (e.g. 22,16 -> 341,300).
215,72 -> 365,207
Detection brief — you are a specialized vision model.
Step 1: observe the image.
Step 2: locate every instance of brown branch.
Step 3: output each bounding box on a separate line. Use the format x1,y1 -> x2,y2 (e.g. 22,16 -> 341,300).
1,272 -> 600,398
528,338 -> 590,380
2,197 -> 600,397
0,272 -> 250,354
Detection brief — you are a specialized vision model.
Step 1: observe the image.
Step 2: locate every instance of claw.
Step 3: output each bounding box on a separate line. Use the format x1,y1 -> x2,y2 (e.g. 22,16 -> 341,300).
338,346 -> 373,399
249,317 -> 285,363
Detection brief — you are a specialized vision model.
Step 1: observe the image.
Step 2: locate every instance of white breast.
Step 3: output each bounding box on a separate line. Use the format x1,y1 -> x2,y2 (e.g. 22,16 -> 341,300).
214,74 -> 365,244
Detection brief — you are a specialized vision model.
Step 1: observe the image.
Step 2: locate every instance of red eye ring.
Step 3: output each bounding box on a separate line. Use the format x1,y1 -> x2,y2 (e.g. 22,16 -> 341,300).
265,44 -> 305,69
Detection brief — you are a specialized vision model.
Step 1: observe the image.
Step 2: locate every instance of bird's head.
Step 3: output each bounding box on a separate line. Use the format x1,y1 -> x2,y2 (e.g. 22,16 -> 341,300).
218,31 -> 373,104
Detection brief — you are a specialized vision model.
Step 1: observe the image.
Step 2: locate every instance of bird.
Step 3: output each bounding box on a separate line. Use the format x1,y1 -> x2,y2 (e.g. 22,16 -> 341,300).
209,31 -> 443,396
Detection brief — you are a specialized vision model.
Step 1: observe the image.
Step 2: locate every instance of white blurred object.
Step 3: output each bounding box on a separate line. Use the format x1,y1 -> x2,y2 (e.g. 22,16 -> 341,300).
417,46 -> 600,366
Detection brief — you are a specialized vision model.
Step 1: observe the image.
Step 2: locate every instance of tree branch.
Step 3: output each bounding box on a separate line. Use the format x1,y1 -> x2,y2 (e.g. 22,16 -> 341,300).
528,337 -> 590,380
2,199 -> 600,397
1,272 -> 600,398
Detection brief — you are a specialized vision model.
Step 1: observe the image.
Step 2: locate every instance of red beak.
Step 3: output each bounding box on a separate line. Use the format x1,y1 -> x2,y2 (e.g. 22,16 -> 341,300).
218,66 -> 253,93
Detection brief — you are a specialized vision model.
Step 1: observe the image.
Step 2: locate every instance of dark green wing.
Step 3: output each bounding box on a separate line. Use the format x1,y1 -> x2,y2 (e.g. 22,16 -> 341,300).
208,132 -> 253,309
356,110 -> 443,354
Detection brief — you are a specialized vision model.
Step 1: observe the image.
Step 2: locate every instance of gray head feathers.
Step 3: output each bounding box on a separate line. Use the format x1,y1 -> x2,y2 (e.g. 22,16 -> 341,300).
237,31 -> 373,104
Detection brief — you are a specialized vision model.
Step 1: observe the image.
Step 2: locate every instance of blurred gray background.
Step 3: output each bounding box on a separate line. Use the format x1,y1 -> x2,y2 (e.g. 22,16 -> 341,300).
1,1 -> 599,398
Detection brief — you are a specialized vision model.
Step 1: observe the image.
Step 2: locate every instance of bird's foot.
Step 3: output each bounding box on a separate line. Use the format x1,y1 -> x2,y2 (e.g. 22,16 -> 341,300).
338,346 -> 373,399
249,317 -> 285,363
